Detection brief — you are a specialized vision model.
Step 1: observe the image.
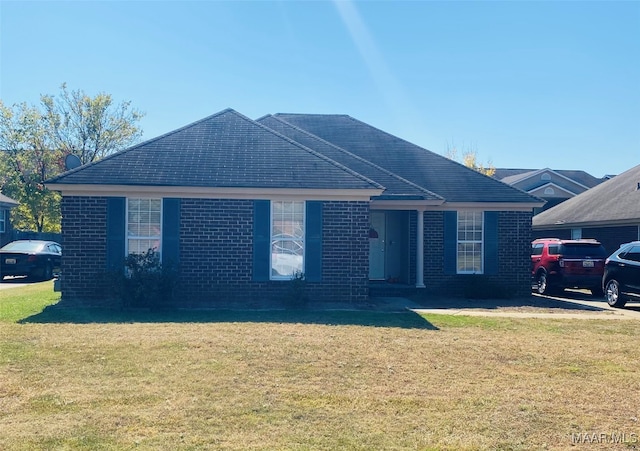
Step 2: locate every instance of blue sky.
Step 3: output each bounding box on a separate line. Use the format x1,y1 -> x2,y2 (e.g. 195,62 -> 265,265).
1,1 -> 638,178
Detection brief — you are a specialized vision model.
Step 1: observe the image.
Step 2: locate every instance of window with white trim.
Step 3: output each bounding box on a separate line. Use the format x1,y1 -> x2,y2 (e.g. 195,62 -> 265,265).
0,209 -> 5,233
271,201 -> 304,279
127,198 -> 162,256
571,228 -> 582,240
457,210 -> 483,273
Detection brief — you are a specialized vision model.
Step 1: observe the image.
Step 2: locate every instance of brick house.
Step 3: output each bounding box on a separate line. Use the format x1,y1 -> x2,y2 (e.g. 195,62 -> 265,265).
46,109 -> 543,307
533,164 -> 640,254
0,193 -> 18,246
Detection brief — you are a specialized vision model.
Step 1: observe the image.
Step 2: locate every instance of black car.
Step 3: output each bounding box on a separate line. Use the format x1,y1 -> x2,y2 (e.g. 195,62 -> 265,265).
603,241 -> 640,308
0,240 -> 62,281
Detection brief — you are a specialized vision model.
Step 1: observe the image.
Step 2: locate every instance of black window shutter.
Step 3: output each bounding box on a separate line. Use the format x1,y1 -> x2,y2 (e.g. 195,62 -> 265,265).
443,211 -> 457,275
305,201 -> 323,282
162,198 -> 181,267
106,197 -> 126,270
484,211 -> 499,275
252,200 -> 270,281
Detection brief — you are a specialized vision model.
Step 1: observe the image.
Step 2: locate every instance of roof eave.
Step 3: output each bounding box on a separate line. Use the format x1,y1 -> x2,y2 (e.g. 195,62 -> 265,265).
45,183 -> 384,201
533,218 -> 640,229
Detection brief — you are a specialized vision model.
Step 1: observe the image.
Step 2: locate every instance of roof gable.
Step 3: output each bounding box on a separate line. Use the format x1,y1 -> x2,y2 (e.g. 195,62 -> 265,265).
528,182 -> 577,199
500,168 -> 590,193
273,114 -> 541,204
47,109 -> 381,191
533,164 -> 640,227
496,168 -> 604,189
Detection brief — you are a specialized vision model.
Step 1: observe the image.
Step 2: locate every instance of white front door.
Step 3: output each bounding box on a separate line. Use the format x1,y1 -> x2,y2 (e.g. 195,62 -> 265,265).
369,211 -> 386,280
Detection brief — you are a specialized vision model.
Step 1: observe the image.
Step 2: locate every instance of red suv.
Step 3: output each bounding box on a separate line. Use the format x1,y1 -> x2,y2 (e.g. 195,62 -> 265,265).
531,238 -> 607,296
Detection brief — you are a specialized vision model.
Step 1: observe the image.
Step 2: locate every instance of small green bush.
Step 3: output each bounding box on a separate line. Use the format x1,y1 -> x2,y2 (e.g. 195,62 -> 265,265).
106,249 -> 178,309
284,271 -> 309,309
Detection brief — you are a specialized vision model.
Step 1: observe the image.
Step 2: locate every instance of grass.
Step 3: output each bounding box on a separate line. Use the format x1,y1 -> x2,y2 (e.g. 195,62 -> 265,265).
1,285 -> 639,450
0,281 -> 60,323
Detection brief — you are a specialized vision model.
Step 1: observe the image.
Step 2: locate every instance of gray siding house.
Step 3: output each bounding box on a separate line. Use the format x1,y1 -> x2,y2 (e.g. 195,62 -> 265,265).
494,168 -> 605,214
0,193 -> 18,246
533,164 -> 640,254
47,109 -> 543,307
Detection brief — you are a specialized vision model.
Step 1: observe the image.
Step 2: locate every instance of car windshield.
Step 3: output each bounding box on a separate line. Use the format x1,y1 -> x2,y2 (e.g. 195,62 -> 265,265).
1,241 -> 45,253
559,244 -> 607,257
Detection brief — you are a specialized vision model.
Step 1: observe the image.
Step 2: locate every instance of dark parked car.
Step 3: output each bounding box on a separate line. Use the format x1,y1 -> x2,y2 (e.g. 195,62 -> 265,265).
603,241 -> 640,308
531,238 -> 607,296
0,240 -> 61,281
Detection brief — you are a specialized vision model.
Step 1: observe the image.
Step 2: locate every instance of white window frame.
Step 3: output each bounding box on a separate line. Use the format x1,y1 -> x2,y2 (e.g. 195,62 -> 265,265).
0,209 -> 5,233
270,200 -> 305,280
126,198 -> 163,257
457,210 -> 484,274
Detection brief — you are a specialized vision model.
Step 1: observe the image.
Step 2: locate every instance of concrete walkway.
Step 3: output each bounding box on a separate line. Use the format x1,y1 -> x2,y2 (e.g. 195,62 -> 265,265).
412,294 -> 640,320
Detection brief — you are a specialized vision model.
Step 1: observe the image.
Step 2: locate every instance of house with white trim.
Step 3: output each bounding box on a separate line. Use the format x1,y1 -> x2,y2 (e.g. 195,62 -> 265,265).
47,109 -> 543,307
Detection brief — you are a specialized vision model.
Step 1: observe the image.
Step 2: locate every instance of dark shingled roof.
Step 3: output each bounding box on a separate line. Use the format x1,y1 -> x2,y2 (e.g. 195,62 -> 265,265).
533,164 -> 640,227
272,114 -> 540,203
48,109 -> 381,191
256,115 -> 442,201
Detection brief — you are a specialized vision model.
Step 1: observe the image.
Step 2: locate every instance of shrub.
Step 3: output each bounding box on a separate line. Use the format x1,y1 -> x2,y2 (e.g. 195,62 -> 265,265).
106,249 -> 178,309
284,271 -> 309,309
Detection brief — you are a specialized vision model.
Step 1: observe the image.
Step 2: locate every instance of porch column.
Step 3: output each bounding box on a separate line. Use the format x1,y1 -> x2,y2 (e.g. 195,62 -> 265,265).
416,209 -> 425,288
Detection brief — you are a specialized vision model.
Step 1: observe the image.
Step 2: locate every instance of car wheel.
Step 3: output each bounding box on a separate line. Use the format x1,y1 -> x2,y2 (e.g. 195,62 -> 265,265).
605,279 -> 626,308
536,271 -> 549,295
43,263 -> 53,281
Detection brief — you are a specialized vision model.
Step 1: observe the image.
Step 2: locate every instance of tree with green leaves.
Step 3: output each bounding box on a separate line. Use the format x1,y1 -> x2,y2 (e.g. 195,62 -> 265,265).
0,84 -> 144,232
41,83 -> 144,164
0,102 -> 62,232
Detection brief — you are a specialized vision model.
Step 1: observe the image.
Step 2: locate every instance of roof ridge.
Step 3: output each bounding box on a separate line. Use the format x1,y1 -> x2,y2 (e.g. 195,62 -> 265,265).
267,114 -> 443,200
244,113 -> 385,190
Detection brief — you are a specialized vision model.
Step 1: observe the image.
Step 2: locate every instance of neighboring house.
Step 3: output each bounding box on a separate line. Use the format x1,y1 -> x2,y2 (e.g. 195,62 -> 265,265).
494,168 -> 606,214
46,109 -> 543,307
0,193 -> 18,246
533,164 -> 640,254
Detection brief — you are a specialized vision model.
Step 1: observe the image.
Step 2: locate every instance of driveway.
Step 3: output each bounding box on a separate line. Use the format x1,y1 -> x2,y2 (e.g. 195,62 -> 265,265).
0,276 -> 34,290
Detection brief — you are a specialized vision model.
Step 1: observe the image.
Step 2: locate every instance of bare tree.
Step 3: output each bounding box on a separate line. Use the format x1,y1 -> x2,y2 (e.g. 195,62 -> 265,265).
445,141 -> 496,177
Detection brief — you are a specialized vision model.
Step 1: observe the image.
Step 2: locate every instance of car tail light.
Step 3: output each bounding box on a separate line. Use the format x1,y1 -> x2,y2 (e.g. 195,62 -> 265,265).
27,255 -> 37,262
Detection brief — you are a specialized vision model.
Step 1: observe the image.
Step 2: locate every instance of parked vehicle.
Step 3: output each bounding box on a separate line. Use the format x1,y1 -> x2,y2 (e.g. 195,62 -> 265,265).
602,241 -> 640,308
0,240 -> 61,281
531,238 -> 607,296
